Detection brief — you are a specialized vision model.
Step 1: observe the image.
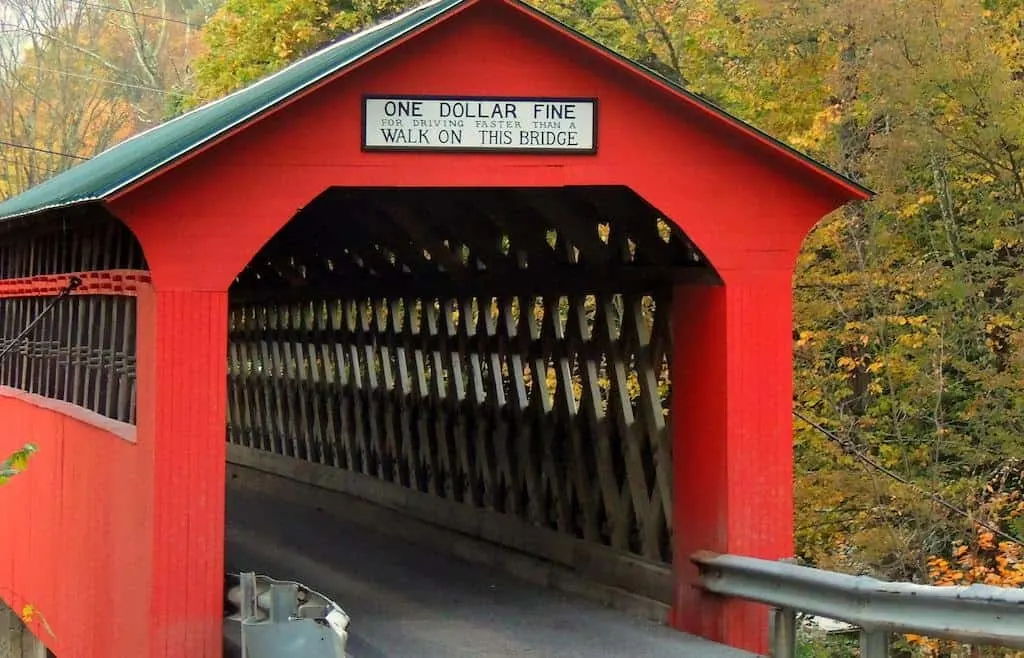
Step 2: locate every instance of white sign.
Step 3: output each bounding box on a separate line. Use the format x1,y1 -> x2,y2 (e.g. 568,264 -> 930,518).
362,96 -> 597,153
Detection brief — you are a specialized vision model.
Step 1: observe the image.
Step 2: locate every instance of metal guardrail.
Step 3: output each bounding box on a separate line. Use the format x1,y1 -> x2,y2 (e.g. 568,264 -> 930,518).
224,572 -> 350,658
692,551 -> 1024,657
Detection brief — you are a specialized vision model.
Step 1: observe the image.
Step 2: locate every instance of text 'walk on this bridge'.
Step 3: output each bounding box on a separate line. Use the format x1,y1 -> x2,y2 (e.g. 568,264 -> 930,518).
0,0 -> 881,656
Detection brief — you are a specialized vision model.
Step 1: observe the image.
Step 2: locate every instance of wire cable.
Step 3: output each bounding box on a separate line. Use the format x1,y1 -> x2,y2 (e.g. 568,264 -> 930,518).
65,0 -> 199,27
0,140 -> 89,161
0,277 -> 82,365
17,64 -> 170,94
793,408 -> 1023,547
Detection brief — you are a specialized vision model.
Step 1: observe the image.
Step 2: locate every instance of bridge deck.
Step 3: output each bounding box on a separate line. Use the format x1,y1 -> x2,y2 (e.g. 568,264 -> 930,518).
225,484 -> 757,658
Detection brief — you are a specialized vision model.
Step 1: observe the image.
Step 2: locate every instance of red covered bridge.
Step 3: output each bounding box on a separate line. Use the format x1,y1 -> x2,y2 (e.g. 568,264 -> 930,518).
0,0 -> 869,656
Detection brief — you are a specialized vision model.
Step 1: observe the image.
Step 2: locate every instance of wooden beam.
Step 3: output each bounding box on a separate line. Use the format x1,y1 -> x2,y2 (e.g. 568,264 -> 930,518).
307,204 -> 409,277
576,187 -> 678,266
229,263 -> 718,305
419,199 -> 513,273
474,192 -> 559,268
377,200 -> 467,275
514,189 -> 611,265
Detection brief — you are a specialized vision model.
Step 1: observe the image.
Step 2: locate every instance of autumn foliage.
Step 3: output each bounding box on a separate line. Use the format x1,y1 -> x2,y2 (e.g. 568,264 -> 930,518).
2,1 -> 1024,653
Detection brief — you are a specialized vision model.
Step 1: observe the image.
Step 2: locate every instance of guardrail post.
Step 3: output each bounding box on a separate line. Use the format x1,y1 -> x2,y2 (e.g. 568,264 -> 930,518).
768,607 -> 796,658
225,572 -> 349,658
860,630 -> 890,657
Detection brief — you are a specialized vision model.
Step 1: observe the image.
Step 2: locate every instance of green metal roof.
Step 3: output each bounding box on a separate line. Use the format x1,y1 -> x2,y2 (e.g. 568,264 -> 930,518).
0,0 -> 870,223
0,0 -> 464,222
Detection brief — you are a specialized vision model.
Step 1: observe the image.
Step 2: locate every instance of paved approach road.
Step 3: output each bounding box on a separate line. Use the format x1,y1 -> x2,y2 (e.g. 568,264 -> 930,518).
225,484 -> 758,658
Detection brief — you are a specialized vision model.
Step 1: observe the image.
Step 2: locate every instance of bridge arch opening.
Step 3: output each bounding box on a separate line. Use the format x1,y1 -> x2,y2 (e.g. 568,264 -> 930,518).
225,184 -> 719,609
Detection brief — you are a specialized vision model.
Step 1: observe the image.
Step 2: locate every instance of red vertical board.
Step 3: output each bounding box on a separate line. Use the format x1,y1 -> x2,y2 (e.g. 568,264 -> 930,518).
137,287 -> 228,658
669,270 -> 797,654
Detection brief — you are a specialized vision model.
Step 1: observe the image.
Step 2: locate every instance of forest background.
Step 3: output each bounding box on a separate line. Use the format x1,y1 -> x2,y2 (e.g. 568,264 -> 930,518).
2,0 -> 1024,654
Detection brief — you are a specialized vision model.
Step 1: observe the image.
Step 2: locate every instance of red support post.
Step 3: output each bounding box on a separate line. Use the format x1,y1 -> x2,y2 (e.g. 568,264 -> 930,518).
669,269 -> 796,655
136,284 -> 229,658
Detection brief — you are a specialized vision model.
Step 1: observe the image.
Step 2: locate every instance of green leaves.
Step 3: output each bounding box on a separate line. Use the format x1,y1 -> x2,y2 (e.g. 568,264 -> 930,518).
0,443 -> 37,486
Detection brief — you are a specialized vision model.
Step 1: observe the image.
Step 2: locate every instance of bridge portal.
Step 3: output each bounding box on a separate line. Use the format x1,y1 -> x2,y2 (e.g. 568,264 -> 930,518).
0,0 -> 869,656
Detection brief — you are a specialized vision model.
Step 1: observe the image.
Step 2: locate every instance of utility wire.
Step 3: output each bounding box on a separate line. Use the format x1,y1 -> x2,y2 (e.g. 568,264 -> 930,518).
0,139 -> 89,161
793,408 -> 1024,548
18,64 -> 170,94
65,0 -> 199,27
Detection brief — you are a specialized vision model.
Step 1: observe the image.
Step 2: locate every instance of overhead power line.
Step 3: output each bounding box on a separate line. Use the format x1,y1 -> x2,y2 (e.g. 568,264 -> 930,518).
65,0 -> 199,27
0,139 -> 89,161
0,2 -> 199,31
18,64 -> 170,94
793,408 -> 1024,548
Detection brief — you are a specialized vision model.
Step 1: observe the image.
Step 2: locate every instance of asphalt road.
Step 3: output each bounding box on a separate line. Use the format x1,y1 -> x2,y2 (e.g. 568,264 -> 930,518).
225,485 -> 758,658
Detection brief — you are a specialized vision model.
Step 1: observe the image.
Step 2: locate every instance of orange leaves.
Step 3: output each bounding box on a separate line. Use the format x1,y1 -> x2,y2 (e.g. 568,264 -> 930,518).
916,514 -> 1024,654
926,494 -> 1024,592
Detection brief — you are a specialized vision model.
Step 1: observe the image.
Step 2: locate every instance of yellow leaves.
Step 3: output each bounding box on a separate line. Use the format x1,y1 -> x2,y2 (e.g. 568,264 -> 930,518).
6,599 -> 56,639
0,444 -> 37,486
789,103 -> 842,152
925,496 -> 1024,607
7,450 -> 30,472
892,315 -> 928,328
896,332 -> 926,349
654,219 -> 671,243
837,355 -> 859,371
985,313 -> 1015,356
986,313 -> 1015,331
896,194 -> 936,219
193,0 -> 383,104
905,632 -> 940,653
877,444 -> 902,469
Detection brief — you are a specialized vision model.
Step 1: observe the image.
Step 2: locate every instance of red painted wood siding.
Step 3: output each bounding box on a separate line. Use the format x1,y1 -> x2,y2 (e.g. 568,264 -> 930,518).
0,393 -> 152,657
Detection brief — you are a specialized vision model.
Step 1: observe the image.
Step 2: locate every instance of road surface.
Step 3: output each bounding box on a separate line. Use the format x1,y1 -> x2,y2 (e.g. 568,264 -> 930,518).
225,484 -> 758,658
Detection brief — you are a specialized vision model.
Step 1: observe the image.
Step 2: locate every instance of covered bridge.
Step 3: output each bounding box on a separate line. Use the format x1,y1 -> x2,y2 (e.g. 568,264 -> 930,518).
0,0 -> 869,656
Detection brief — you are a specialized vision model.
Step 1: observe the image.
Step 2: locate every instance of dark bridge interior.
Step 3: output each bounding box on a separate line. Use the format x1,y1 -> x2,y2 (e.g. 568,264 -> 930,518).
225,185 -> 718,607
230,186 -> 716,302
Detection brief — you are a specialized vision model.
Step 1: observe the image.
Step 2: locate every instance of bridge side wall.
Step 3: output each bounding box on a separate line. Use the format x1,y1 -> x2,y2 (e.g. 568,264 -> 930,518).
0,393 -> 152,658
0,214 -> 149,658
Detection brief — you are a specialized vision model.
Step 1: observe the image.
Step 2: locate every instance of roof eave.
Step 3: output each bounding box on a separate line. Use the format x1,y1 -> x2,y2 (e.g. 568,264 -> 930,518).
108,0 -> 477,206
